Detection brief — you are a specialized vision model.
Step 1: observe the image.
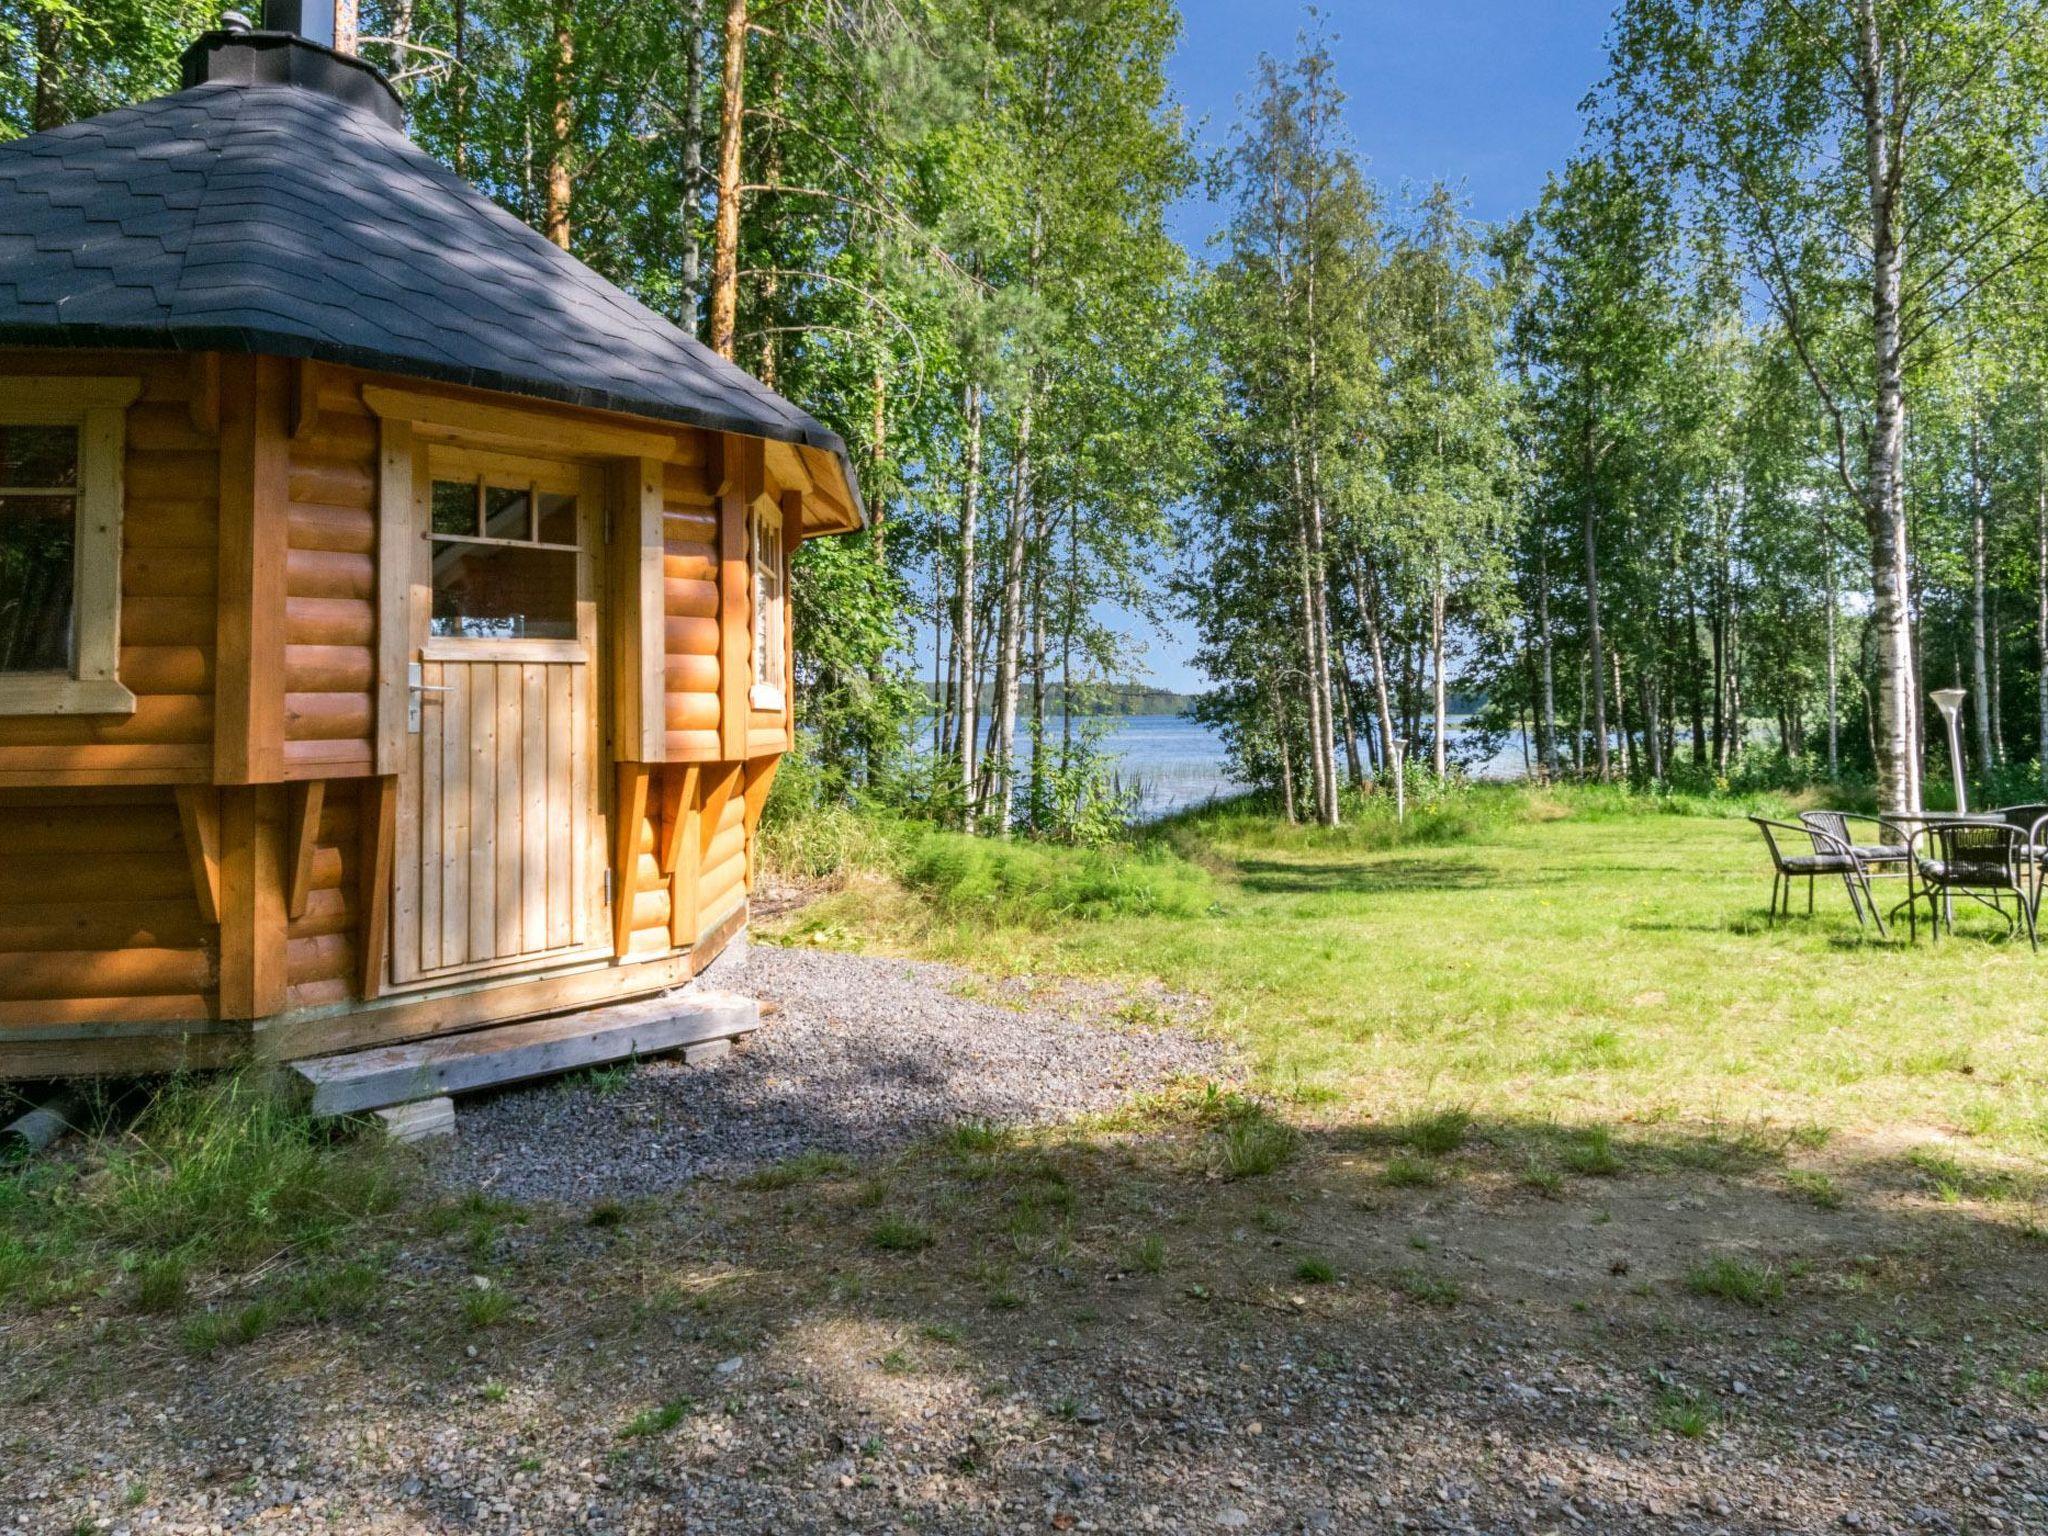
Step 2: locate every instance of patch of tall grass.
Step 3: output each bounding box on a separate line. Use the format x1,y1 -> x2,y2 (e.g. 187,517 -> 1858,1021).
0,1073 -> 403,1308
900,830 -> 1215,924
756,796 -> 907,885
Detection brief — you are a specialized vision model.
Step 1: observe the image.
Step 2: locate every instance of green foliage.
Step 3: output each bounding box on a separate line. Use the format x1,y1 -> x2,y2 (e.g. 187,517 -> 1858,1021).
0,0 -> 210,138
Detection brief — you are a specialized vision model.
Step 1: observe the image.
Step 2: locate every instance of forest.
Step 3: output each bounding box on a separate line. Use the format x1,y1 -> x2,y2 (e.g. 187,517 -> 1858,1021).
12,0 -> 2048,829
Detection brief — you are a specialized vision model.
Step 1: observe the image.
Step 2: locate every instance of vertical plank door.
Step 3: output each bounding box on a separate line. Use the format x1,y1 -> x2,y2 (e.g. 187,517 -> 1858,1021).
390,449 -> 605,986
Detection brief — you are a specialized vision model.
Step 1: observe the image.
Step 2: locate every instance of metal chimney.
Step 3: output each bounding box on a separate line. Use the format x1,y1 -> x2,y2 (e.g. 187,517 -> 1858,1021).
264,1 -> 335,49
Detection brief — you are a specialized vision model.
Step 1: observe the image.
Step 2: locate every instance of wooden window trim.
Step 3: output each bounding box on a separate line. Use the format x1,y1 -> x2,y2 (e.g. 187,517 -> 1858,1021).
748,493 -> 786,713
0,377 -> 141,717
362,384 -> 681,462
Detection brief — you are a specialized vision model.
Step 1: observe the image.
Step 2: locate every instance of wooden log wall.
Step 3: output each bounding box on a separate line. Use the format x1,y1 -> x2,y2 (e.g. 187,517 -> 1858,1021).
0,355 -> 831,1072
284,378 -> 378,776
697,778 -> 748,941
286,782 -> 360,1012
0,352 -> 215,786
662,460 -> 723,760
0,788 -> 215,1029
623,789 -> 672,957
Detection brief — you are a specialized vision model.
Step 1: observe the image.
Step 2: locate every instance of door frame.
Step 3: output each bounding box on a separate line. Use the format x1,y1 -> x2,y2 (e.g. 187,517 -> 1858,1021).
387,443 -> 611,991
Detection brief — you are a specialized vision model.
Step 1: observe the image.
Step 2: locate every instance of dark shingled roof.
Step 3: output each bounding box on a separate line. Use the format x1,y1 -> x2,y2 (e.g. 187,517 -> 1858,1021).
0,30 -> 860,517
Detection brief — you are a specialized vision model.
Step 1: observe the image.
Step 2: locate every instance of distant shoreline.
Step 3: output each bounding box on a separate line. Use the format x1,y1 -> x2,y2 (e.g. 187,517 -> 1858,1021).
918,683 -> 1194,718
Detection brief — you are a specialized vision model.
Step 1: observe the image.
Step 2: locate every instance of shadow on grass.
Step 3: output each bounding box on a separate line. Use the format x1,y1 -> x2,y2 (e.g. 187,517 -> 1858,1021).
1230,855 -> 1506,896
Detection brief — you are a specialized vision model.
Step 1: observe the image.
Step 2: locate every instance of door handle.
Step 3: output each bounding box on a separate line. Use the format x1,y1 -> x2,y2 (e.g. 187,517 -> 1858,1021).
407,661 -> 452,733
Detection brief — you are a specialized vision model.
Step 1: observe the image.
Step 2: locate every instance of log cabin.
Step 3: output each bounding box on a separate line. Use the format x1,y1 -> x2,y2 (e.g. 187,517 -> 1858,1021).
0,14 -> 861,1081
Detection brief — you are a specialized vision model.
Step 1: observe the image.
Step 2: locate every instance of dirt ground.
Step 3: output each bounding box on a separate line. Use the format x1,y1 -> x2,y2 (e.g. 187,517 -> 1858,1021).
3,969 -> 2046,1534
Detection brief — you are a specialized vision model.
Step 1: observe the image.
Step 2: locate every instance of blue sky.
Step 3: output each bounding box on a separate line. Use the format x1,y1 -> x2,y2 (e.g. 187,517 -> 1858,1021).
1127,0 -> 1616,693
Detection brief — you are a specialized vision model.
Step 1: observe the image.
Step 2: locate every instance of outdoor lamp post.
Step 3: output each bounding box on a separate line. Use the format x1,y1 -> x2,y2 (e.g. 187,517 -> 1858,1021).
1930,687 -> 1967,813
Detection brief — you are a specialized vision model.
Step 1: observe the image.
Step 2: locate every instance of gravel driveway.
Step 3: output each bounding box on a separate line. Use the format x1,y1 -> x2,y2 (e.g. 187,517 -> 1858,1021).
436,942 -> 1234,1203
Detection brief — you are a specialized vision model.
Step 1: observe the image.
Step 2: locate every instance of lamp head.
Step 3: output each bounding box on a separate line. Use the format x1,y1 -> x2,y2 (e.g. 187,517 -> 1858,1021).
1931,687 -> 1966,721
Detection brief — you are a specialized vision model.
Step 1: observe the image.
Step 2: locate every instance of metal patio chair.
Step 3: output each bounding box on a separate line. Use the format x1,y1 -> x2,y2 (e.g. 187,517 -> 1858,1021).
1998,804 -> 2048,918
1749,816 -> 1884,934
1799,810 -> 1909,926
1906,819 -> 2038,950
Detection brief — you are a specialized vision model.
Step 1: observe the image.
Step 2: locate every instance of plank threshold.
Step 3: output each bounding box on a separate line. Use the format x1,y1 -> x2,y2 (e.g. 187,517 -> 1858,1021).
291,988 -> 759,1116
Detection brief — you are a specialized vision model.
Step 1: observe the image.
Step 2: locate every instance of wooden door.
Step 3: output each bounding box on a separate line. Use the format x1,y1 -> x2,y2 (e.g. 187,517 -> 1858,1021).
391,448 -> 607,986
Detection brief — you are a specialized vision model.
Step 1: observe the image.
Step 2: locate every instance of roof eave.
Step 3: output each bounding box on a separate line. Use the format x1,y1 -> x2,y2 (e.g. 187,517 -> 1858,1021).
0,319 -> 866,530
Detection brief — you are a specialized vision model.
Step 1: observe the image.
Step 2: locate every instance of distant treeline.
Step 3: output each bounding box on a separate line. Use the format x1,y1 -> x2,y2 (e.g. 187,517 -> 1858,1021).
921,682 -> 1191,718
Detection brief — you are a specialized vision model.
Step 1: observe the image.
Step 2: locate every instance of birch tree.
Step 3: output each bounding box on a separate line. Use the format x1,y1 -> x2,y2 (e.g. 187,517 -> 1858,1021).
1605,0 -> 2048,813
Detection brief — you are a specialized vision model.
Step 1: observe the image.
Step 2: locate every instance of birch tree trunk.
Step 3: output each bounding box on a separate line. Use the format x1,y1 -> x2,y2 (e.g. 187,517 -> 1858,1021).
984,375 -> 1036,834
1272,684 -> 1296,823
1611,651 -> 1631,781
707,0 -> 748,360
1641,665 -> 1664,781
1535,542 -> 1558,779
1349,551 -> 1399,770
1430,576 -> 1448,778
1334,643 -> 1365,790
1856,0 -> 1920,816
1992,596 -> 2005,761
1823,498 -> 1840,781
1574,655 -> 1588,779
1970,419 -> 1995,772
1029,506 -> 1047,833
953,382 -> 983,808
2038,431 -> 2048,787
1583,470 -> 1610,780
1295,512 -> 1330,816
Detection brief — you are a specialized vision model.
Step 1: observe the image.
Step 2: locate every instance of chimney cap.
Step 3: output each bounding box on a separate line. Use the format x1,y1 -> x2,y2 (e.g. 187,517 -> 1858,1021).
180,28 -> 403,131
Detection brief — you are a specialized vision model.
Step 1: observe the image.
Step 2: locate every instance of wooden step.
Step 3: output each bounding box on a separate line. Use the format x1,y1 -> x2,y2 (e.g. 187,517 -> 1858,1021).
291,990 -> 759,1117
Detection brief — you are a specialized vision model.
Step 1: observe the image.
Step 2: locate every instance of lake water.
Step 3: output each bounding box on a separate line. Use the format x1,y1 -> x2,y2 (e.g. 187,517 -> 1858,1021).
979,715 -> 1533,821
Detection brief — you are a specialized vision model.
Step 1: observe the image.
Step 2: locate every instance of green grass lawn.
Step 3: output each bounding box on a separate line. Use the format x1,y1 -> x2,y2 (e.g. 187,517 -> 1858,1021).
784,791 -> 2048,1168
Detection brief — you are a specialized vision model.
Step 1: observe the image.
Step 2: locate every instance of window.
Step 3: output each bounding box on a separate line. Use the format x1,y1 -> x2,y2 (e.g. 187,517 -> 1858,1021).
750,499 -> 786,711
428,473 -> 580,640
0,379 -> 138,715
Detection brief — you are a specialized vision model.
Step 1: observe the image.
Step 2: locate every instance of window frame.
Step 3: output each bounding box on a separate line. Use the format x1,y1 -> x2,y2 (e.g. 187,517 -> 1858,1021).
422,447 -> 589,648
0,378 -> 140,717
749,495 -> 787,713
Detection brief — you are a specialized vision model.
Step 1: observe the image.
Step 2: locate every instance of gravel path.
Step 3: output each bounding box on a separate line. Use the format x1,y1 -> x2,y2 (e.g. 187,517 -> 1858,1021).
436,942 -> 1233,1203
